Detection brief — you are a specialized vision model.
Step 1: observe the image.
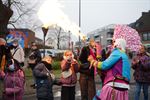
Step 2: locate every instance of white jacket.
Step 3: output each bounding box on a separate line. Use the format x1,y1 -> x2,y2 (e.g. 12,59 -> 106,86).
11,45 -> 25,63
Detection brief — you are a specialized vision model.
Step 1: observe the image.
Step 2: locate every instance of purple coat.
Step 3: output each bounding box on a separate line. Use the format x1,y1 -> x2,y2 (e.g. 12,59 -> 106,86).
3,69 -> 25,100
132,53 -> 150,83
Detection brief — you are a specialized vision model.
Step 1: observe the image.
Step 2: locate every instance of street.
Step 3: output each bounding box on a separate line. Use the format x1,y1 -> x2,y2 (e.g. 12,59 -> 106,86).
1,69 -> 150,100
22,73 -> 150,100
22,82 -> 150,100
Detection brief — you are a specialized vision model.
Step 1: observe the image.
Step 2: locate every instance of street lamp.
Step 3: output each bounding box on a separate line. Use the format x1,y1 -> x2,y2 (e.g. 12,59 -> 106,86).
42,27 -> 48,57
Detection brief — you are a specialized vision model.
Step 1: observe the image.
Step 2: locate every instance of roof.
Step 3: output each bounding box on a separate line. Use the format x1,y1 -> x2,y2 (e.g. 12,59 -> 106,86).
130,11 -> 150,32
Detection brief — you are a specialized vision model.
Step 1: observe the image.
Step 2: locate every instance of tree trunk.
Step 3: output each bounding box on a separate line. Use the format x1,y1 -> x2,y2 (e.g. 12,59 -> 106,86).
57,37 -> 60,49
0,0 -> 13,38
57,27 -> 61,49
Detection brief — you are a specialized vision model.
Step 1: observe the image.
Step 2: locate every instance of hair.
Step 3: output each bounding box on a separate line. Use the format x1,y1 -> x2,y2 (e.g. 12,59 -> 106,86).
114,38 -> 126,52
31,42 -> 36,45
0,38 -> 6,44
63,50 -> 74,59
42,55 -> 52,61
13,38 -> 19,43
89,38 -> 95,44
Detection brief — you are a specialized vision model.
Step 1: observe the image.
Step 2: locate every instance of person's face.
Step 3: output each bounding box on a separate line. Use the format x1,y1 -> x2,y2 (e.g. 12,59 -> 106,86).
90,41 -> 96,48
13,42 -> 18,47
31,44 -> 37,50
46,58 -> 52,64
140,46 -> 145,54
65,51 -> 73,60
112,40 -> 115,48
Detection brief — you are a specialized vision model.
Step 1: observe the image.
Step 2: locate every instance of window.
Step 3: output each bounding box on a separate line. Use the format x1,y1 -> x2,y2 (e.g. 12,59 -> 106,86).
94,35 -> 99,39
148,33 -> 150,40
87,38 -> 90,41
107,40 -> 112,45
107,32 -> 113,38
142,33 -> 148,41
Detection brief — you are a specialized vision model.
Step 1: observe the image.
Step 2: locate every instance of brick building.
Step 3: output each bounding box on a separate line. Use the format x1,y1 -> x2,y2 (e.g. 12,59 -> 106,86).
130,10 -> 150,52
8,28 -> 35,48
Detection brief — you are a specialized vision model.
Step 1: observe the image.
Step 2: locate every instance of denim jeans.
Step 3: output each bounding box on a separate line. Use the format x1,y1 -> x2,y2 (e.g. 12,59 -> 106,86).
134,81 -> 149,100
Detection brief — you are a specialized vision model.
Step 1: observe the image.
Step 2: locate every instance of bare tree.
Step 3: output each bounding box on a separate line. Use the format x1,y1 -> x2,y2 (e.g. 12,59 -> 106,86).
0,0 -> 13,38
0,0 -> 39,38
48,26 -> 69,49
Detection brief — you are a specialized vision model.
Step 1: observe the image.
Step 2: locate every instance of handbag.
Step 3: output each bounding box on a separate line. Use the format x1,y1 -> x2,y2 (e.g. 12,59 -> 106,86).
61,68 -> 72,78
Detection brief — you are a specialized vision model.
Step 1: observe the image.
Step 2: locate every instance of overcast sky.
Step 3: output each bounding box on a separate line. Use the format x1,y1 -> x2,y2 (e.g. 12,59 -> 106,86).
34,0 -> 150,41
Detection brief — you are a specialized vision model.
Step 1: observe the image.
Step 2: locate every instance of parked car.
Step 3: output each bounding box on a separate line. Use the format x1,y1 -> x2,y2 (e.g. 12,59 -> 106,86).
40,49 -> 56,58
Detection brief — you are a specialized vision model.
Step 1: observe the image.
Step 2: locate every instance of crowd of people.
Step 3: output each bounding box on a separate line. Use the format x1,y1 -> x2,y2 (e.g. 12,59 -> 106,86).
0,35 -> 150,100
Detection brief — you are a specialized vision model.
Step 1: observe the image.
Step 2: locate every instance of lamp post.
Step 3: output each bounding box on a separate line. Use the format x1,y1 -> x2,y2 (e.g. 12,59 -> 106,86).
79,0 -> 81,49
71,41 -> 74,52
68,31 -> 71,50
42,27 -> 48,57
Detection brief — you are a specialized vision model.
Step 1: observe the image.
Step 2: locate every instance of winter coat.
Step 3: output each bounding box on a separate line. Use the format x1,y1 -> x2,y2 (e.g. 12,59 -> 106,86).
132,53 -> 150,83
33,61 -> 54,100
79,46 -> 94,76
60,60 -> 79,86
3,69 -> 25,100
98,48 -> 130,88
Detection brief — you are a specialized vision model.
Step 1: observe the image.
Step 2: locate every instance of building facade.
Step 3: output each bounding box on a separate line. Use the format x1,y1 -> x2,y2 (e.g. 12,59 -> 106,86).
130,10 -> 150,52
87,24 -> 115,48
8,28 -> 35,48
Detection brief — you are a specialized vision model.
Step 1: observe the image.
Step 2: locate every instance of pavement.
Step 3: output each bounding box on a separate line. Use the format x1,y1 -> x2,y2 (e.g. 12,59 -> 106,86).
22,80 -> 150,100
1,69 -> 150,100
22,71 -> 150,100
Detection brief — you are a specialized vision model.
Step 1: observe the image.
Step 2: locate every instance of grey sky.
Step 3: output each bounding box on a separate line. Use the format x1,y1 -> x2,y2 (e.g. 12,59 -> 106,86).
9,0 -> 150,42
61,0 -> 150,34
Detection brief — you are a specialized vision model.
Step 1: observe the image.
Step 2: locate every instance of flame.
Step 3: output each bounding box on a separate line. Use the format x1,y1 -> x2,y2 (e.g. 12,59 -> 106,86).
38,0 -> 63,26
38,0 -> 85,39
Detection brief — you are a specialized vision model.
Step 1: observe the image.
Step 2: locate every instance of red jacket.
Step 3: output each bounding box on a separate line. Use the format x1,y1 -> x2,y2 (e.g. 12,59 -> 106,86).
60,59 -> 79,86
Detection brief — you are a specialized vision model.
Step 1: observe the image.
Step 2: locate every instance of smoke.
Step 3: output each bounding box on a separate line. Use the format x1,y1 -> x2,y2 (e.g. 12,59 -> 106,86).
38,0 -> 86,39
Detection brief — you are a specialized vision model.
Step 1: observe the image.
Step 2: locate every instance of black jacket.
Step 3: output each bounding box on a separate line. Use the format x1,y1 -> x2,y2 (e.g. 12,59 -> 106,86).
28,49 -> 41,69
79,46 -> 94,76
33,61 -> 53,100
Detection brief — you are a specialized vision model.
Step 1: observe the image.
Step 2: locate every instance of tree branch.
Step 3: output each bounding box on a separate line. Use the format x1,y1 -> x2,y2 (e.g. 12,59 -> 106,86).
8,23 -> 16,29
